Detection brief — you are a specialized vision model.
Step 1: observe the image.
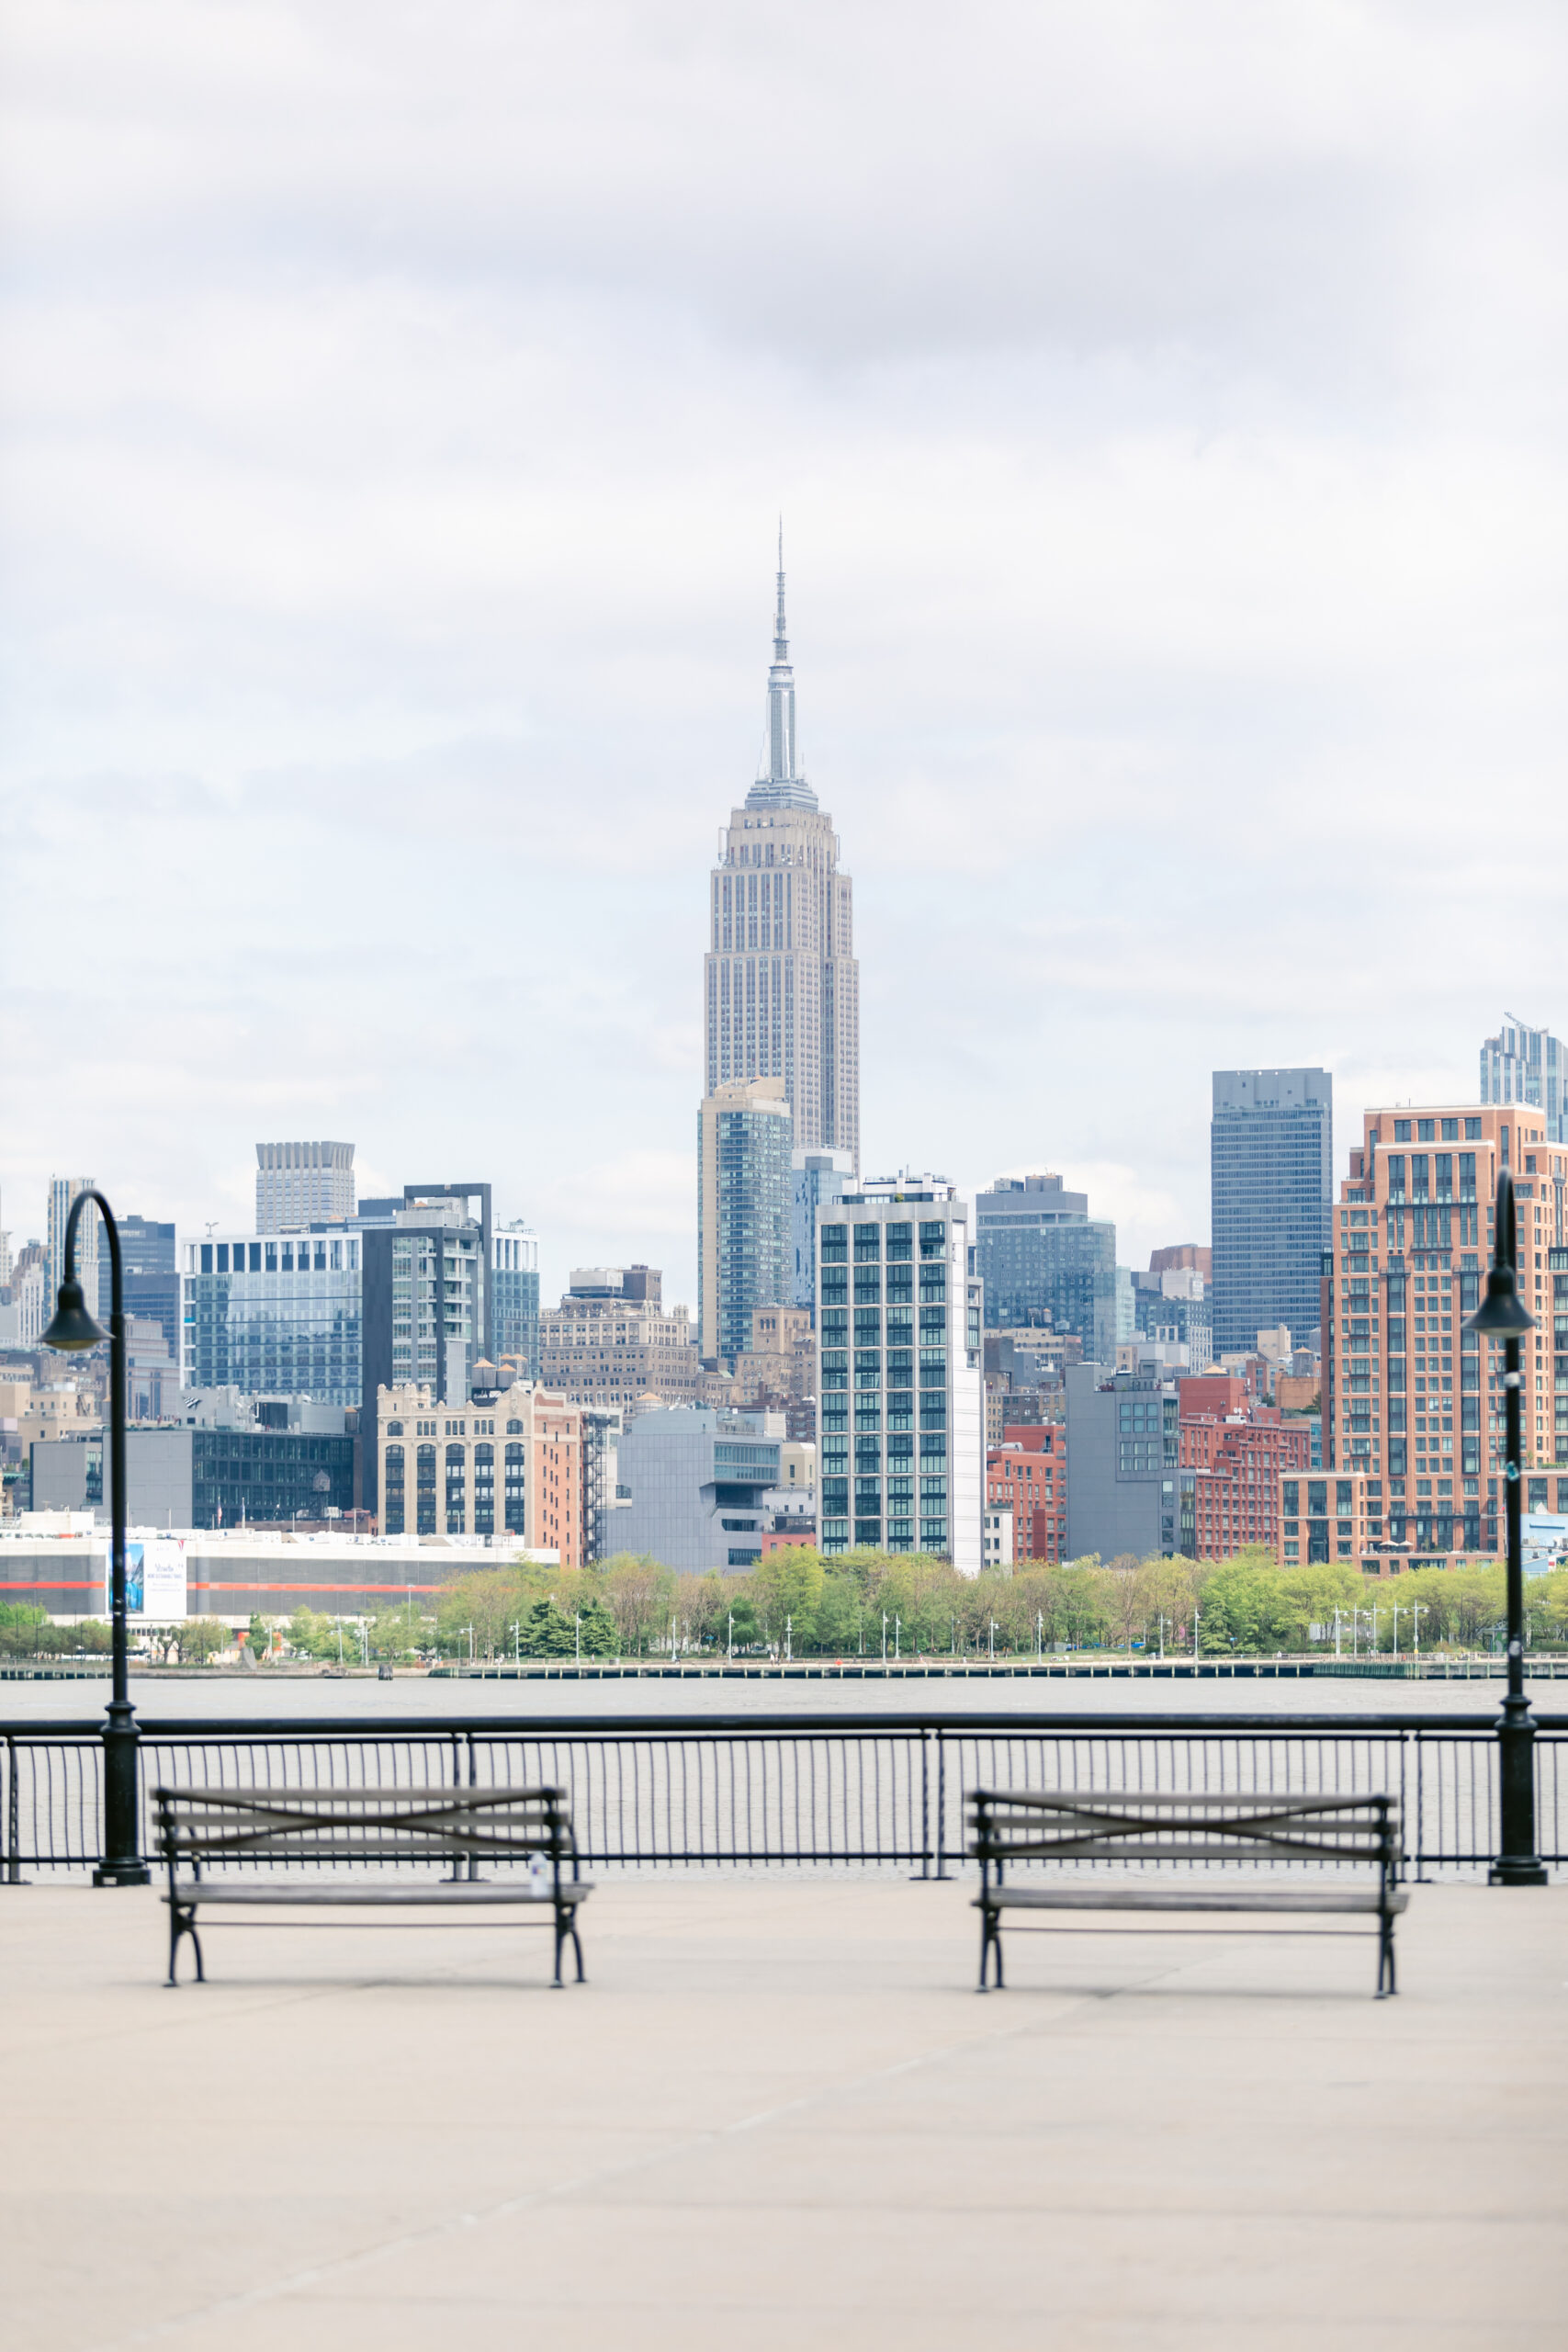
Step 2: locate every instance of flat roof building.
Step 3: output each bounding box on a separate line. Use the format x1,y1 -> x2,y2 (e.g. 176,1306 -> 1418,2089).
975,1173 -> 1118,1368
1211,1069 -> 1332,1357
613,1406 -> 783,1573
256,1142 -> 355,1232
1322,1102 -> 1568,1547
815,1178 -> 983,1572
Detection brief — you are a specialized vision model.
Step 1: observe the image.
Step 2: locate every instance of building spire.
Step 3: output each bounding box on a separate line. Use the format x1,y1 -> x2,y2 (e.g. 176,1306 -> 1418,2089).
746,525 -> 817,811
768,519 -> 795,784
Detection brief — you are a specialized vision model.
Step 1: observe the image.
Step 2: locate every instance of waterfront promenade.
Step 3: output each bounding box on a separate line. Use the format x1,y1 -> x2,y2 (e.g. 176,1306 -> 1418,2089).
3,1875 -> 1563,2349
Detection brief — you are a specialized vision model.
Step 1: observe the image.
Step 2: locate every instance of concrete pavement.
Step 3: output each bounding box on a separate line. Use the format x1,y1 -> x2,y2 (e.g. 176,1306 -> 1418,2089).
1,1872 -> 1563,2349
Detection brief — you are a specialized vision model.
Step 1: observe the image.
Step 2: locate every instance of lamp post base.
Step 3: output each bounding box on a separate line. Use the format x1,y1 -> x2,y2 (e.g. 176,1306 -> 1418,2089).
92,1862 -> 152,1888
1488,1859 -> 1550,1886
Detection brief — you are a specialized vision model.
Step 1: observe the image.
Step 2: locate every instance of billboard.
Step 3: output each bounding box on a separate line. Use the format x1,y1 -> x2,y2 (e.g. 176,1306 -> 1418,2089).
110,1541 -> 188,1619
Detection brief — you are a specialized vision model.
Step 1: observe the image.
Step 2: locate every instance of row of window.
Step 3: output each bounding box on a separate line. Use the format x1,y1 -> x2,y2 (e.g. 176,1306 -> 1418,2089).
820,1221 -> 947,1262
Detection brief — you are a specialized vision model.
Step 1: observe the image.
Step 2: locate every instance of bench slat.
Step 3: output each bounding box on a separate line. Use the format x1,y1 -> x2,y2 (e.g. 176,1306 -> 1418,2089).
968,1788 -> 1391,1815
973,1885 -> 1410,1916
167,1879 -> 592,1908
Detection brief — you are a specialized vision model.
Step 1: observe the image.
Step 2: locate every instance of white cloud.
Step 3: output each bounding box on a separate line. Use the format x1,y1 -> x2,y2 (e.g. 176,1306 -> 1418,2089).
3,0 -> 1566,1306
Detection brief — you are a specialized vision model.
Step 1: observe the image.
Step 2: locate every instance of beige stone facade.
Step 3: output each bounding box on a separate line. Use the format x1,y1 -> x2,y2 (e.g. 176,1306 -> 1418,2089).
703,565 -> 859,1167
377,1380 -> 581,1565
537,1268 -> 700,1419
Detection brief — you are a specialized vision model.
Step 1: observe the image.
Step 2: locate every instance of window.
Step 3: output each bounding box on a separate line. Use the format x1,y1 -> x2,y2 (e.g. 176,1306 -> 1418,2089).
1466,1117 -> 1482,1139
1394,1120 -> 1411,1142
1418,1119 -> 1435,1141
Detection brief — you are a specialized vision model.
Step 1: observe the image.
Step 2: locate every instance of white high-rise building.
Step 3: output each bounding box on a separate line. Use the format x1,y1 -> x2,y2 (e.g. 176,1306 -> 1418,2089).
255,1141 -> 355,1231
814,1175 -> 984,1574
704,544 -> 859,1169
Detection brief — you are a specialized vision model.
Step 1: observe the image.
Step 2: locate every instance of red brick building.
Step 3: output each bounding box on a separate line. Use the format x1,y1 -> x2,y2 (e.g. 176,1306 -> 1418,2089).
986,1425 -> 1068,1562
1180,1401 -> 1311,1560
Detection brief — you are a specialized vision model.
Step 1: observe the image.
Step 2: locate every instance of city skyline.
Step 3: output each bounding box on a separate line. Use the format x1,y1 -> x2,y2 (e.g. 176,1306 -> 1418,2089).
5,7 -> 1564,1315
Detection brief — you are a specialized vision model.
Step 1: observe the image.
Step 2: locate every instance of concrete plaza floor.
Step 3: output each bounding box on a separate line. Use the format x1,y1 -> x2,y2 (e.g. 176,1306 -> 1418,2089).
1,1873 -> 1563,2350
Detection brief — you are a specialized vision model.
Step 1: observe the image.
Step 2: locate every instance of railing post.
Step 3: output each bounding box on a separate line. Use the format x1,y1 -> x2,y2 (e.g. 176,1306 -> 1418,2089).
467,1731 -> 479,1881
933,1729 -> 949,1880
5,1735 -> 17,1884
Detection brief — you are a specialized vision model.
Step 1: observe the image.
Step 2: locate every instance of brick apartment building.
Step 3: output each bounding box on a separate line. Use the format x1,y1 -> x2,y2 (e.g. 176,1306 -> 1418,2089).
986,1424 -> 1069,1563
1319,1101 -> 1568,1569
1179,1379 -> 1311,1560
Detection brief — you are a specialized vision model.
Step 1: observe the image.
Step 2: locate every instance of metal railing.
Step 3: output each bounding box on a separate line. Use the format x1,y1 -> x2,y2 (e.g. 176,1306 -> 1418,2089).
2,1713 -> 1563,1882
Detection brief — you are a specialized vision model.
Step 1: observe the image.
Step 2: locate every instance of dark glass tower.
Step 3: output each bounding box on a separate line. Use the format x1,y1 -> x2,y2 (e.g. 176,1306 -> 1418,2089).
1211,1069 -> 1333,1355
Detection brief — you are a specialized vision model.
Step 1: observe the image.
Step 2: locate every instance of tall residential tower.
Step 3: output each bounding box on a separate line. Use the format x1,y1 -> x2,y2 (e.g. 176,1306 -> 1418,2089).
704,548 -> 860,1170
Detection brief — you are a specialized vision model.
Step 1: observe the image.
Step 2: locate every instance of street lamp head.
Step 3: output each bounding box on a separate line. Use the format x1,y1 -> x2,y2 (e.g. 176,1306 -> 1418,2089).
1466,1263 -> 1535,1339
1465,1167 -> 1536,1338
41,1276 -> 107,1353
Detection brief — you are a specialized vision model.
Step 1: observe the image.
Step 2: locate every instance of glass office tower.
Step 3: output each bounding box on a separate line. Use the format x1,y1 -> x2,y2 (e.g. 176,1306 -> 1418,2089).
1210,1069 -> 1333,1356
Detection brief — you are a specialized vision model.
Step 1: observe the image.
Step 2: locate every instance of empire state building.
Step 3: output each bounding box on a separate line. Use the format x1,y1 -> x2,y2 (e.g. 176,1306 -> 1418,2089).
703,550 -> 860,1169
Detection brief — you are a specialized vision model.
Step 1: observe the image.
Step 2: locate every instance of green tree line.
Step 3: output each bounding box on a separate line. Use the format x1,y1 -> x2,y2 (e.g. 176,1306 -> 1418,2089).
4,1551 -> 1564,1664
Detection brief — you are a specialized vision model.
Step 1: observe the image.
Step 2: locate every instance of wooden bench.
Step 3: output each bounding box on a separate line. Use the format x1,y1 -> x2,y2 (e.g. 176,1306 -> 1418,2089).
968,1788 -> 1406,1997
154,1785 -> 592,1988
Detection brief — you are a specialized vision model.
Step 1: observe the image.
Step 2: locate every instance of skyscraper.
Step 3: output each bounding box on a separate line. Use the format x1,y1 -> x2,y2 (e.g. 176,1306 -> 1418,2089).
1480,1015 -> 1567,1141
99,1215 -> 178,1359
255,1141 -> 355,1231
491,1220 -> 541,1375
697,1076 -> 792,1365
974,1173 -> 1118,1365
47,1177 -> 99,1320
703,544 -> 859,1168
1211,1069 -> 1332,1356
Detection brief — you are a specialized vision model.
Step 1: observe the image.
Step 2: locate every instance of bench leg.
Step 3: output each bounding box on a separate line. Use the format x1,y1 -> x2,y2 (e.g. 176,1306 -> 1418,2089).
977,1906 -> 1003,1993
165,1903 -> 204,1987
551,1913 -> 566,1989
1376,1914 -> 1396,1999
570,1919 -> 586,1984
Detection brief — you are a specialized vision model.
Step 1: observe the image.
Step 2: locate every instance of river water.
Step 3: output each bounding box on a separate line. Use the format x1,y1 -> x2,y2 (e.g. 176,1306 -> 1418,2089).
0,1663 -> 1548,1722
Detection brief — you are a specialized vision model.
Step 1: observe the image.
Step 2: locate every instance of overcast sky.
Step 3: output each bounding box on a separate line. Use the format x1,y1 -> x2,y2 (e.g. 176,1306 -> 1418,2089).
4,1 -> 1566,1309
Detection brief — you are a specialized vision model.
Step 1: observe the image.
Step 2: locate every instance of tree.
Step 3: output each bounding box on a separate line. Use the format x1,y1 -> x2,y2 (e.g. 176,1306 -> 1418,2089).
813,1575 -> 863,1656
599,1555 -> 677,1656
0,1602 -> 51,1657
179,1618 -> 229,1665
751,1547 -> 825,1651
518,1597 -> 576,1657
1195,1553 -> 1297,1653
725,1594 -> 761,1652
577,1597 -> 619,1657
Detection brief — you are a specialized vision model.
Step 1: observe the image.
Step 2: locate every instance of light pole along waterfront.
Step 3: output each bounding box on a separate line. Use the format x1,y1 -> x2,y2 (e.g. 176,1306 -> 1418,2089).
1463,1167 -> 1548,1886
41,1189 -> 150,1886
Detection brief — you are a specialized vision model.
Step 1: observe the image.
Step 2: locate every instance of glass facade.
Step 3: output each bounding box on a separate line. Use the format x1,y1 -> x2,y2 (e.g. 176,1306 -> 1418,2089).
818,1202 -> 980,1561
701,1098 -> 792,1365
1480,1017 -> 1567,1142
975,1178 -> 1117,1364
182,1235 -> 362,1406
99,1216 -> 178,1358
1211,1069 -> 1333,1357
791,1148 -> 852,1310
491,1226 -> 540,1374
190,1430 -> 354,1528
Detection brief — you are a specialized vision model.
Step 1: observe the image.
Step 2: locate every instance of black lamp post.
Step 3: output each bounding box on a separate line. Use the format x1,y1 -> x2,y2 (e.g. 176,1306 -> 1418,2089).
41,1190 -> 150,1886
1463,1167 -> 1547,1886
